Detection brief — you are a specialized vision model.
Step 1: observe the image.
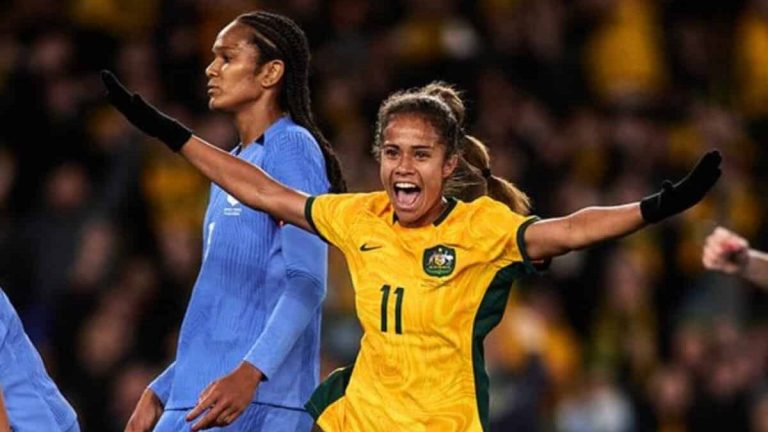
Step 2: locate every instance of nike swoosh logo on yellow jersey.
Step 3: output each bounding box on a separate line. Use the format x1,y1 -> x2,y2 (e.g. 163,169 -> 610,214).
360,243 -> 382,252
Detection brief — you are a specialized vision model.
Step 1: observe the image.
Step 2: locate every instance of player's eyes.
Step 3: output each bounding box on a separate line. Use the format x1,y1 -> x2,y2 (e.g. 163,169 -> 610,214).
383,148 -> 398,158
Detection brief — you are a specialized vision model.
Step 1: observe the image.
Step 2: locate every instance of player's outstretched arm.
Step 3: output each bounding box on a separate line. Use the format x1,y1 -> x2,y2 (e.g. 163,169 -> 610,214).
525,150 -> 722,260
180,137 -> 311,231
703,226 -> 768,289
101,70 -> 312,232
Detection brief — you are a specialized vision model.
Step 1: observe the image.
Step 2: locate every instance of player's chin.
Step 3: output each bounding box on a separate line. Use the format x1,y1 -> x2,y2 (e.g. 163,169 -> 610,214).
208,96 -> 229,111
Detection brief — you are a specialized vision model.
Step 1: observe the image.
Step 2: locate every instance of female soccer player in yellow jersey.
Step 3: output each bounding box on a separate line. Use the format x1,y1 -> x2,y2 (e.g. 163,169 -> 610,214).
102,73 -> 721,431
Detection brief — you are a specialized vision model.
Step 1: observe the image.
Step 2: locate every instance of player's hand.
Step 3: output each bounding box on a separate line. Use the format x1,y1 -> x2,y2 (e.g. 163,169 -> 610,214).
640,150 -> 722,223
100,70 -> 193,152
186,362 -> 263,431
124,388 -> 164,432
702,226 -> 750,275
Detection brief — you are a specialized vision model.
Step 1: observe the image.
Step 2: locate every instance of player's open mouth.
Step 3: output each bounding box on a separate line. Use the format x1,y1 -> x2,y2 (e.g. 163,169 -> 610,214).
394,182 -> 421,209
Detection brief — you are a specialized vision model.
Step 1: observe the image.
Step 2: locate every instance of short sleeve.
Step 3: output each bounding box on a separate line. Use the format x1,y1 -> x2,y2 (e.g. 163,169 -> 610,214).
500,214 -> 540,265
304,193 -> 364,252
470,197 -> 540,270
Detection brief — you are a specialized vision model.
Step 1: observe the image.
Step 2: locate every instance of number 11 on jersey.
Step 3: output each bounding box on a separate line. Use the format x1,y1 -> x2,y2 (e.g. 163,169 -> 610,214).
380,285 -> 404,334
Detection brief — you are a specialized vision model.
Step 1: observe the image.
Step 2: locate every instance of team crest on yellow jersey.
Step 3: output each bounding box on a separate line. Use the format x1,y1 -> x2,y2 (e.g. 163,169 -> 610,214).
423,245 -> 456,277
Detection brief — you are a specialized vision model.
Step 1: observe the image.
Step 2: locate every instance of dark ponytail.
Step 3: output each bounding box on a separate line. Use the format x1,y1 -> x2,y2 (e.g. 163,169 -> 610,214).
237,11 -> 346,193
460,136 -> 531,215
422,82 -> 531,214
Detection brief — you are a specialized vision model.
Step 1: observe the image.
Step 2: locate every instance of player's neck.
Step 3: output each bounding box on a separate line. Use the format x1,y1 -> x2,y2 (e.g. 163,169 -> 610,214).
398,197 -> 448,229
235,98 -> 284,148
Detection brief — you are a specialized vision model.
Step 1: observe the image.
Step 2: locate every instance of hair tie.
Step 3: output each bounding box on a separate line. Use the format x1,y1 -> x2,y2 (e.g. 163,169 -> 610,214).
481,168 -> 492,179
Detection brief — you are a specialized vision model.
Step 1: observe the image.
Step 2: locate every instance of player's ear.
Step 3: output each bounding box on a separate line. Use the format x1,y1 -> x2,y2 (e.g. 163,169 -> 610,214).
261,60 -> 284,88
442,153 -> 458,179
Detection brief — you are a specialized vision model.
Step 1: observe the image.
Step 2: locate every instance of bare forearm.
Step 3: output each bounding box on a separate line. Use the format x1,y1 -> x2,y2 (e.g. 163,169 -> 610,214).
743,249 -> 768,289
180,136 -> 280,209
567,204 -> 645,250
527,203 -> 645,260
179,137 -> 311,231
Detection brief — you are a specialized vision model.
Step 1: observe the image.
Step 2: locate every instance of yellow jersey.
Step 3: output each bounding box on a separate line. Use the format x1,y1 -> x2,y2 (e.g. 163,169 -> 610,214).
304,191 -> 538,431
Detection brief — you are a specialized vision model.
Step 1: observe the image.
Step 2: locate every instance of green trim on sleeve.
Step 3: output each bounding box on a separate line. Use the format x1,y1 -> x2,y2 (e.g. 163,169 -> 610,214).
516,216 -> 550,273
516,216 -> 539,263
305,364 -> 355,420
304,196 -> 329,244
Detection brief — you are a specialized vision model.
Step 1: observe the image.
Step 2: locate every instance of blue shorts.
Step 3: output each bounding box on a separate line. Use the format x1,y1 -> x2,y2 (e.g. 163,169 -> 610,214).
153,403 -> 314,432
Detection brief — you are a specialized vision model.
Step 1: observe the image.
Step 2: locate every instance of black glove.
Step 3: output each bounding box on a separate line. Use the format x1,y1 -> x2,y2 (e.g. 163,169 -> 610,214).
640,150 -> 722,223
101,70 -> 192,152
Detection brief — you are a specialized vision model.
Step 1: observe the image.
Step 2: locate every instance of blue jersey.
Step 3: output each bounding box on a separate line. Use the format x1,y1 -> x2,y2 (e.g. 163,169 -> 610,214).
0,289 -> 79,431
151,116 -> 330,410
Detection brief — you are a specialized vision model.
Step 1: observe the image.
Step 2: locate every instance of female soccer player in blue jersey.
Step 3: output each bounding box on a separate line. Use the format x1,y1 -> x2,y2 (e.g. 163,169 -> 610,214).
119,11 -> 345,432
104,73 -> 720,430
0,288 -> 80,431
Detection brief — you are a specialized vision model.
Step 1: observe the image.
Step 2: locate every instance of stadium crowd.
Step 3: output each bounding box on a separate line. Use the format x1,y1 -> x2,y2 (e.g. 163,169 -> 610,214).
1,0 -> 767,430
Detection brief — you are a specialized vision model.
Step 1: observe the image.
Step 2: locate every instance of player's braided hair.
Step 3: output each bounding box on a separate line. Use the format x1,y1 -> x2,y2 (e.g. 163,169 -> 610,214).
237,11 -> 346,193
375,82 -> 530,214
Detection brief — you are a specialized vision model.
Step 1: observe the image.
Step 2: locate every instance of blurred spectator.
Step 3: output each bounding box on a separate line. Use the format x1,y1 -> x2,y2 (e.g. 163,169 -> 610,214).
0,148 -> 17,291
583,0 -> 666,107
645,365 -> 691,432
0,1 -> 766,430
555,367 -> 635,432
734,0 -> 768,118
591,248 -> 657,389
752,390 -> 768,432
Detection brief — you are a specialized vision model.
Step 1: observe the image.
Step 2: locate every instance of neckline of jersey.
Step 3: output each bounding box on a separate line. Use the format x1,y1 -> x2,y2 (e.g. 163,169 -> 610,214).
391,196 -> 458,227
233,115 -> 291,154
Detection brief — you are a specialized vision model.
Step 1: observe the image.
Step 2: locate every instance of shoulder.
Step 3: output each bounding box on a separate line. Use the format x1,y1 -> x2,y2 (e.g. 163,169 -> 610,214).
310,191 -> 392,225
460,196 -> 521,219
268,122 -> 320,154
312,191 -> 389,213
458,196 -> 532,234
282,121 -> 316,141
265,123 -> 324,169
353,191 -> 392,216
307,191 -> 390,245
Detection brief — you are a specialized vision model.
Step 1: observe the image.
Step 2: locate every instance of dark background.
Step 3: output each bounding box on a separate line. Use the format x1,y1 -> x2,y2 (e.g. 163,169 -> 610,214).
1,0 -> 767,430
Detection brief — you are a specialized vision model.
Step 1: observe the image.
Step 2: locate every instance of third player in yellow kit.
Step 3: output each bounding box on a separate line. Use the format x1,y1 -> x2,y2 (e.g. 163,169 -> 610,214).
304,192 -> 538,430
105,74 -> 722,430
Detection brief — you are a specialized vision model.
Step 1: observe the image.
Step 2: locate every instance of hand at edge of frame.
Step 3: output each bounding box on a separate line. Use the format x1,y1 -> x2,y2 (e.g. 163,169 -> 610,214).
702,226 -> 750,275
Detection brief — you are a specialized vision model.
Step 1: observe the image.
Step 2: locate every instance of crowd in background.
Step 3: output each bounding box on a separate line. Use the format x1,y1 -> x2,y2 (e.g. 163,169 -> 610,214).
1,0 -> 768,430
